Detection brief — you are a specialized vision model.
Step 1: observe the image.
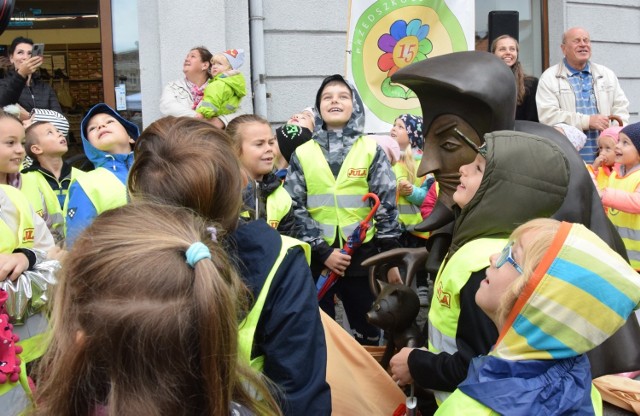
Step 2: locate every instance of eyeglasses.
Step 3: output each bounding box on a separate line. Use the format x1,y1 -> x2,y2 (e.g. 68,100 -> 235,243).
453,128 -> 487,157
496,242 -> 523,274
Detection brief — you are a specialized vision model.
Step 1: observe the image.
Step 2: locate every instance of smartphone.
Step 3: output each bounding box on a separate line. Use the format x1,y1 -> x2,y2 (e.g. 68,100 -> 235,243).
32,43 -> 45,57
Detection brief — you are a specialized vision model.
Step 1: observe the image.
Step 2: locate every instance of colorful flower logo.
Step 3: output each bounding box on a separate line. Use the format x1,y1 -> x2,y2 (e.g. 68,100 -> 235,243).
377,19 -> 433,78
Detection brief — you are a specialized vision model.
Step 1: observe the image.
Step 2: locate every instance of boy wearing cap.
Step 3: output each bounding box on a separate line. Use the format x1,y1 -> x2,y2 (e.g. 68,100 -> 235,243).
20,121 -> 83,244
600,121 -> 640,271
284,74 -> 402,346
195,49 -> 246,120
64,103 -> 140,247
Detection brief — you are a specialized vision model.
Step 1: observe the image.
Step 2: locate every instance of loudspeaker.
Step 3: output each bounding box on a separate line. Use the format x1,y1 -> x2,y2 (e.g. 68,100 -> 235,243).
488,10 -> 519,51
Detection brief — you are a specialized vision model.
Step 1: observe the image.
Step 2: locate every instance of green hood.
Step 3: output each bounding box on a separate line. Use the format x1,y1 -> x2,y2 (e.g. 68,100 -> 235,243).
450,131 -> 570,255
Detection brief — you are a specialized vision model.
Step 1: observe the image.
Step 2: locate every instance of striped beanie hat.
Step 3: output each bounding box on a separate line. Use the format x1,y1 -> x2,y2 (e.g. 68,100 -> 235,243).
492,222 -> 640,361
31,108 -> 70,137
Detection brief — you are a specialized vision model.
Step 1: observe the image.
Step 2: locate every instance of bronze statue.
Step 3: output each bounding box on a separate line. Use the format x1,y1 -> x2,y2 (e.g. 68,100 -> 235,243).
365,50 -> 639,378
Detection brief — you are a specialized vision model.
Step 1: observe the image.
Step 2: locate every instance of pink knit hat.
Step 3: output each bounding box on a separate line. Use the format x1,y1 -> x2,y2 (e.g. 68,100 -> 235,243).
374,135 -> 401,164
599,126 -> 623,144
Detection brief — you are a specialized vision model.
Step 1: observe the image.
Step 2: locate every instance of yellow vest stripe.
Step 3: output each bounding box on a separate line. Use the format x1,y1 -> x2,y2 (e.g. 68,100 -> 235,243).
238,236 -> 310,370
606,169 -> 640,270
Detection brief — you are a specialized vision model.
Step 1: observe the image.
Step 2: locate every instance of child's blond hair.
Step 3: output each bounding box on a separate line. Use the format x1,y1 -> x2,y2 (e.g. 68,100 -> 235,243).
495,218 -> 562,329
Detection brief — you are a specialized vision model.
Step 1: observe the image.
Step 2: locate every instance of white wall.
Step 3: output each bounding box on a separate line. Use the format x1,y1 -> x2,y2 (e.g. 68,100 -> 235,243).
551,0 -> 640,123
263,0 -> 348,124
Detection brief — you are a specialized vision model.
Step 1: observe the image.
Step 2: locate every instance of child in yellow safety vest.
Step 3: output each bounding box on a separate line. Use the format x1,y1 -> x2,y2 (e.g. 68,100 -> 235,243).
591,126 -> 623,189
0,110 -> 58,416
227,114 -> 299,237
435,218 -> 639,415
599,121 -> 640,271
284,74 -> 402,346
21,121 -> 83,244
64,103 -> 139,248
390,113 -> 434,306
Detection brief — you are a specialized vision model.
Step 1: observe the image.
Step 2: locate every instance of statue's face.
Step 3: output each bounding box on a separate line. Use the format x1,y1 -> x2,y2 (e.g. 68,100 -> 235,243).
417,114 -> 482,209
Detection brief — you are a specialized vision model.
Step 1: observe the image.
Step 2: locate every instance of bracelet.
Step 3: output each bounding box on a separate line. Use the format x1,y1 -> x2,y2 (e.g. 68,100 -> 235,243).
12,248 -> 36,270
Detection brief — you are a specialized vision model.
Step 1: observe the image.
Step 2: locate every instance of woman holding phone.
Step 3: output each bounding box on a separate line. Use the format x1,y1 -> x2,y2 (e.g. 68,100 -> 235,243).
0,36 -> 62,117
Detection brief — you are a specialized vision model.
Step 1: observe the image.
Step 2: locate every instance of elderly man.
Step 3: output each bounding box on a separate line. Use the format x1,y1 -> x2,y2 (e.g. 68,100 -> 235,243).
536,27 -> 629,163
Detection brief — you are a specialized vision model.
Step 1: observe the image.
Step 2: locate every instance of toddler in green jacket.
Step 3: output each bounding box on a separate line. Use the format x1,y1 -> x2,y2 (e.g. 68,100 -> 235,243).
195,49 -> 246,120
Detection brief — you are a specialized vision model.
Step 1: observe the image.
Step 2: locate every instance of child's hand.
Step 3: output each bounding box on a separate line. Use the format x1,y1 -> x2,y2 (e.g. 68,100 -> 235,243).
324,249 -> 351,276
398,179 -> 413,196
592,155 -> 604,170
194,113 -> 204,119
386,267 -> 402,284
0,253 -> 30,282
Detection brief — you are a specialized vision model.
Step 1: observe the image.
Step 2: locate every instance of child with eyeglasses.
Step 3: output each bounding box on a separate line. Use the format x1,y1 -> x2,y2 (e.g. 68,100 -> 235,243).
435,217 -> 640,414
389,130 -> 572,408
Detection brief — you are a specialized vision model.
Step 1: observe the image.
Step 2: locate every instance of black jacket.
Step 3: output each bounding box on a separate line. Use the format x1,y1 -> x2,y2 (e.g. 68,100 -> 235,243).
515,76 -> 539,122
227,220 -> 331,415
0,69 -> 62,111
241,172 -> 299,238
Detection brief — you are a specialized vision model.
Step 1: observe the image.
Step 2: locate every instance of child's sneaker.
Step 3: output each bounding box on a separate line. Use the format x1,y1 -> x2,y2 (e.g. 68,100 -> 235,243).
417,285 -> 430,307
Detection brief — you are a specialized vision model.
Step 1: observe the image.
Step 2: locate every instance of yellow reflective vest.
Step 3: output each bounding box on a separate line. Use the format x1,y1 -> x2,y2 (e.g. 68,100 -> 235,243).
20,168 -> 82,243
0,185 -> 35,253
238,236 -> 310,370
68,167 -> 127,214
606,169 -> 640,270
428,238 -> 507,403
392,163 -> 429,239
295,137 -> 377,245
266,184 -> 292,229
0,185 -> 49,408
434,384 -> 603,415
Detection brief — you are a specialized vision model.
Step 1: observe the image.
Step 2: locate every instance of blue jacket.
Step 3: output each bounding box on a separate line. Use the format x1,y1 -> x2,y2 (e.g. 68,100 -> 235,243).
227,219 -> 331,416
65,104 -> 139,247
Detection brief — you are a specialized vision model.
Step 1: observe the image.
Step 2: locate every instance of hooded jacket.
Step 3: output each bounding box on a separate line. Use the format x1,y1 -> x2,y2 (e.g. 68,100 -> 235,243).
0,69 -> 62,112
285,75 -> 401,272
196,70 -> 246,119
226,219 -> 331,416
408,131 -> 570,392
241,172 -> 298,237
65,104 -> 139,247
437,222 -> 640,415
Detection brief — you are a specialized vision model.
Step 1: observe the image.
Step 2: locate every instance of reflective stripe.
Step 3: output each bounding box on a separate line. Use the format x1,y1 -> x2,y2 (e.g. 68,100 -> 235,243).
335,195 -> 369,208
607,170 -> 640,270
617,226 -> 640,241
320,223 -> 337,239
307,193 -> 335,207
627,249 -> 640,263
199,101 -> 218,112
238,236 -> 310,371
398,204 -> 420,215
427,319 -> 457,354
